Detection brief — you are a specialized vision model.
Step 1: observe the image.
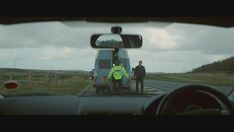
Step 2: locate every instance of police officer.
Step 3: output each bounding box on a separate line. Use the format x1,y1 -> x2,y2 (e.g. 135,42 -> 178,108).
108,60 -> 129,91
134,60 -> 146,92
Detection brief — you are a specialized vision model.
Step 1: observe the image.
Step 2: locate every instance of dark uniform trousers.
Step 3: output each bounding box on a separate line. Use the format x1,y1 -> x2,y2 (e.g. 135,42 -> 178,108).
136,77 -> 144,92
113,79 -> 122,91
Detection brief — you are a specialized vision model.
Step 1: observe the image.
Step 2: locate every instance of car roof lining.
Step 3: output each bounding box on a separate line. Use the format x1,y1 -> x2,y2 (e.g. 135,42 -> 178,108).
0,17 -> 234,27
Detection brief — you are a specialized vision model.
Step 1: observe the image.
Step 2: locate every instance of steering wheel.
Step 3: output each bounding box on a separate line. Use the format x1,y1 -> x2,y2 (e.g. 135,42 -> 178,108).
156,85 -> 234,115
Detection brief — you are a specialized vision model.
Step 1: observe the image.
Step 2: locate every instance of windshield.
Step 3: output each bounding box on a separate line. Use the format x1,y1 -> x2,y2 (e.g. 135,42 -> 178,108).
0,21 -> 234,97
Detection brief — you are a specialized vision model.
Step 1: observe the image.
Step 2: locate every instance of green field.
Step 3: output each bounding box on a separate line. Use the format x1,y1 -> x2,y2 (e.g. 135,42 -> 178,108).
146,72 -> 234,86
0,72 -> 90,96
2,71 -> 234,96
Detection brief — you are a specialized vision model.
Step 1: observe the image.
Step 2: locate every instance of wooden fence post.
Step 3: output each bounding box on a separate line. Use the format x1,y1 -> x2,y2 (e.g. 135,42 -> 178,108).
46,73 -> 49,83
0,72 -> 2,80
9,72 -> 13,80
55,72 -> 58,84
29,72 -> 32,88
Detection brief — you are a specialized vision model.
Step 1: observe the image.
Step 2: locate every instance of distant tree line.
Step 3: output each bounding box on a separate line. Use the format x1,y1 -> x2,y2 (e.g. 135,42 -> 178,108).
0,68 -> 90,79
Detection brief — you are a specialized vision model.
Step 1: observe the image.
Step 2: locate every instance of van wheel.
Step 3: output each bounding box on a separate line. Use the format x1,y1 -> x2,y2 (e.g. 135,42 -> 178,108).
123,86 -> 131,92
127,87 -> 131,92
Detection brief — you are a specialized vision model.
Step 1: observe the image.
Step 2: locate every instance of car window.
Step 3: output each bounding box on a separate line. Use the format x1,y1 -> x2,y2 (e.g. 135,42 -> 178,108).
0,21 -> 234,97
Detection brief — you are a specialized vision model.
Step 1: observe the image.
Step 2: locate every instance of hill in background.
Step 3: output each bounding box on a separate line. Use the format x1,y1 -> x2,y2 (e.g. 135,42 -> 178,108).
191,56 -> 234,73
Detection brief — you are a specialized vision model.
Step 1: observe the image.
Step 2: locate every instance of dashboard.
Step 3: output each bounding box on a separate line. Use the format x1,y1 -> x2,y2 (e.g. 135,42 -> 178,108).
0,85 -> 233,115
0,94 -> 164,115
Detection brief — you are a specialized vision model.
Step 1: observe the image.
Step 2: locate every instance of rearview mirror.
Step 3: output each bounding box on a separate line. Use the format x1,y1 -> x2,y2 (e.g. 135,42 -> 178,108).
91,34 -> 142,48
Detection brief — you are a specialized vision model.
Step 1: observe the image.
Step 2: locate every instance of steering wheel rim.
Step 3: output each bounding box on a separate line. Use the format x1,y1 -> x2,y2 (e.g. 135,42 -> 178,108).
156,85 -> 234,115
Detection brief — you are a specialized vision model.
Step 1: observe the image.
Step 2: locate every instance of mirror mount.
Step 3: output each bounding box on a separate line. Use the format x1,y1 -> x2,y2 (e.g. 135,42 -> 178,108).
111,26 -> 122,34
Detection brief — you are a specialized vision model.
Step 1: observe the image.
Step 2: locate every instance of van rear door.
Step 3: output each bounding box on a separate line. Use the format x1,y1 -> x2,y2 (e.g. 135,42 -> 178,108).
95,50 -> 112,87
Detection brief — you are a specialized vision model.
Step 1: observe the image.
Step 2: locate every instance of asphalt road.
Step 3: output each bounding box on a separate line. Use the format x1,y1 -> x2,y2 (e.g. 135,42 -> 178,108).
79,80 -> 233,96
144,80 -> 233,96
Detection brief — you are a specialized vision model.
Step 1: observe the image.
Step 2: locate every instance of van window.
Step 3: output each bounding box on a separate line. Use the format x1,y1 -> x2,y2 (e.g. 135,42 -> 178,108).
120,58 -> 128,69
99,60 -> 111,69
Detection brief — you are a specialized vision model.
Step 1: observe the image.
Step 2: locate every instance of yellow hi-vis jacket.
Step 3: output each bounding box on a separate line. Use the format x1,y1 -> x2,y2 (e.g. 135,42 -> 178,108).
108,66 -> 129,80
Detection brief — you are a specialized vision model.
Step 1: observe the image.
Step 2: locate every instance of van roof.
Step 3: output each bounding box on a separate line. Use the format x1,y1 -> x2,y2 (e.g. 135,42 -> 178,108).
95,49 -> 129,59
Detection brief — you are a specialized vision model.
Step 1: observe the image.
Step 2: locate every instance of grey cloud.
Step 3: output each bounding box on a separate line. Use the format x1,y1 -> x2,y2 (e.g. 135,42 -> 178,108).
2,21 -> 233,55
166,23 -> 234,54
126,23 -> 234,55
0,22 -> 234,72
0,22 -> 111,49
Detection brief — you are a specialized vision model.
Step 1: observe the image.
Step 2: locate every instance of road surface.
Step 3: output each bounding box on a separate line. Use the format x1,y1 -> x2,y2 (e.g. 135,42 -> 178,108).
79,80 -> 233,96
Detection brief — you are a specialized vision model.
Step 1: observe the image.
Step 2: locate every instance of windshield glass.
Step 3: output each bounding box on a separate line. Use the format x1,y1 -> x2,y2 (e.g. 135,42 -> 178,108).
0,21 -> 234,97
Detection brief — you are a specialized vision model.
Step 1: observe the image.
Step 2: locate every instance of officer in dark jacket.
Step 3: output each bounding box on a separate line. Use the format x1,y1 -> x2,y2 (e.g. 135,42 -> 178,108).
134,60 -> 146,92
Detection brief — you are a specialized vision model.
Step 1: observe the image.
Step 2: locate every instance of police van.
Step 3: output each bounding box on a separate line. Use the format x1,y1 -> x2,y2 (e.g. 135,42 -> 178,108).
92,48 -> 133,93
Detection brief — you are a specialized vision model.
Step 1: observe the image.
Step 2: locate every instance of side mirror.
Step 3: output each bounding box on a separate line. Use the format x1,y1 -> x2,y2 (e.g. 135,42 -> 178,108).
4,80 -> 18,89
89,70 -> 94,80
132,68 -> 135,72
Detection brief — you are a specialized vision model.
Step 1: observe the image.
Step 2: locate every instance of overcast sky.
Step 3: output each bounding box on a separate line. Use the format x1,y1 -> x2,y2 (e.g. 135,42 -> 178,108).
0,21 -> 234,73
